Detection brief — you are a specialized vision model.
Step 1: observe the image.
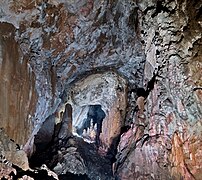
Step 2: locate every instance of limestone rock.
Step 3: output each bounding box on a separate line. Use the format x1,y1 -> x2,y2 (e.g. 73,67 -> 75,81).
0,0 -> 201,179
65,71 -> 127,150
0,22 -> 37,145
0,128 -> 29,171
116,0 -> 202,179
115,124 -> 172,179
0,164 -> 16,180
41,136 -> 113,180
60,147 -> 86,175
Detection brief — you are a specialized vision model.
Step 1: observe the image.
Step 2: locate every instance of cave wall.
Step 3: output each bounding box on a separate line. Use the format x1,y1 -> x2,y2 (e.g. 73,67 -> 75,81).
0,22 -> 37,145
65,71 -> 127,149
0,0 -> 201,179
141,0 -> 202,178
0,0 -> 145,155
116,0 -> 202,179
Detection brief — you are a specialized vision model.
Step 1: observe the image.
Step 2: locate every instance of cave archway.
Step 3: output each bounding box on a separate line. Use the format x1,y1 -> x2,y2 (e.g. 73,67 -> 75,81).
65,72 -> 128,150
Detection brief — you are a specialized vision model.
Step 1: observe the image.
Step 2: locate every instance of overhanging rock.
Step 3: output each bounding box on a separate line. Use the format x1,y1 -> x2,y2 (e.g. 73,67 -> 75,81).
65,71 -> 128,150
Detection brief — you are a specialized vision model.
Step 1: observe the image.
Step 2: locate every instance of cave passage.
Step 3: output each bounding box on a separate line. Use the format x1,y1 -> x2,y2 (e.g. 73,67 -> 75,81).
76,105 -> 106,144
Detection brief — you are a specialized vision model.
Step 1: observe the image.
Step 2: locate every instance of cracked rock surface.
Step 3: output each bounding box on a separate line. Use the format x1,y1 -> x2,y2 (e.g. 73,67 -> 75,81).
115,0 -> 202,179
0,0 -> 201,179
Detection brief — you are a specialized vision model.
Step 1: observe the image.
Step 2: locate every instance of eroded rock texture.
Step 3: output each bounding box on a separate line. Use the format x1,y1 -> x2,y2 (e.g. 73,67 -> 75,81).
0,0 -> 201,179
0,22 -> 37,145
115,0 -> 202,180
65,72 -> 127,150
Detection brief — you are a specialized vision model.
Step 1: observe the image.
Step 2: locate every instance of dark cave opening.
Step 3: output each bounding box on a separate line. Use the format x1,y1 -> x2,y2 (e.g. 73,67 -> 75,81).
28,104 -> 113,179
106,125 -> 131,166
76,105 -> 106,145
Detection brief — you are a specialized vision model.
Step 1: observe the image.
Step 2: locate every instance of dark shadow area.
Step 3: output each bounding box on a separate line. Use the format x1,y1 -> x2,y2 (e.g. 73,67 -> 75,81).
76,105 -> 106,145
34,115 -> 55,153
151,1 -> 175,18
59,173 -> 90,180
30,135 -> 114,180
29,103 -> 113,180
106,125 -> 131,164
131,71 -> 158,99
75,137 -> 114,179
136,87 -> 147,98
130,76 -> 156,99
30,104 -> 73,168
145,72 -> 157,97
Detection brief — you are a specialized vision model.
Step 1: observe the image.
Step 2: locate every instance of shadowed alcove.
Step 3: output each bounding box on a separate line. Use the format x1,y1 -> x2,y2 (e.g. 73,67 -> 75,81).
73,104 -> 106,144
65,71 -> 128,150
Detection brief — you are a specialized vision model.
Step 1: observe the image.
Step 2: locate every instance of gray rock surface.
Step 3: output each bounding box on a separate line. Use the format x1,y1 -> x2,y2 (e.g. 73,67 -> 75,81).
0,0 -> 201,179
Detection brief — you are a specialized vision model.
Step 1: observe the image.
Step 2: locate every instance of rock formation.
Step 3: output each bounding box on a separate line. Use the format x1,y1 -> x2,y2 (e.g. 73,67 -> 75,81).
115,0 -> 202,179
0,0 -> 201,179
65,71 -> 127,149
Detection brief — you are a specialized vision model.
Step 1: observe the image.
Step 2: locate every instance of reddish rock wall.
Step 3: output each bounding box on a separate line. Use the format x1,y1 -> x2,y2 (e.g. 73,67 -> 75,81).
0,0 -> 201,179
0,22 -> 37,145
116,0 -> 202,179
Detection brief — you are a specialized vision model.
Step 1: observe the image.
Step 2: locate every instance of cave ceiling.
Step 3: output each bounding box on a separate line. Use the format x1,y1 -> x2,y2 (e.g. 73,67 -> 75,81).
0,0 -> 202,179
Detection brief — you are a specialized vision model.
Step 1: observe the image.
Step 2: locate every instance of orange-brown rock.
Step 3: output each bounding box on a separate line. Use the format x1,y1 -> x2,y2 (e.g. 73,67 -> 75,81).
0,22 -> 37,145
65,72 -> 127,150
0,0 -> 201,179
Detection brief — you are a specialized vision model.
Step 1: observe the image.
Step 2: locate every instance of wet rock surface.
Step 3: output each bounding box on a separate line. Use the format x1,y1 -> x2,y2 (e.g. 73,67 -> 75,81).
0,0 -> 201,179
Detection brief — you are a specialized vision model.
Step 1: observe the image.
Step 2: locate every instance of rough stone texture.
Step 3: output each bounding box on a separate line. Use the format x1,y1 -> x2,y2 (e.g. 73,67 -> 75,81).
50,137 -> 113,180
64,72 -> 127,150
115,121 -> 172,180
0,0 -> 144,156
0,0 -> 201,179
0,164 -> 16,180
54,146 -> 87,175
57,103 -> 73,139
0,22 -> 37,145
0,128 -> 29,171
115,0 -> 202,179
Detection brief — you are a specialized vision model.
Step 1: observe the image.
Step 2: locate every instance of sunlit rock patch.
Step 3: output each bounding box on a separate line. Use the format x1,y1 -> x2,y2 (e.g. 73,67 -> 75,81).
72,104 -> 106,144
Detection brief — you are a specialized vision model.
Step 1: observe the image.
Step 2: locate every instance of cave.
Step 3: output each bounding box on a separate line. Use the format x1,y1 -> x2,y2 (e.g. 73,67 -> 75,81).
73,104 -> 106,145
64,72 -> 127,152
0,0 -> 202,180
